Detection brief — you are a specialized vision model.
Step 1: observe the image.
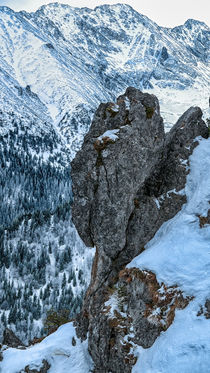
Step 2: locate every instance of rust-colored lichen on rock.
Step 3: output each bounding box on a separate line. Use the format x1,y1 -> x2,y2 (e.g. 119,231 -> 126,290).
98,267 -> 193,372
117,267 -> 193,330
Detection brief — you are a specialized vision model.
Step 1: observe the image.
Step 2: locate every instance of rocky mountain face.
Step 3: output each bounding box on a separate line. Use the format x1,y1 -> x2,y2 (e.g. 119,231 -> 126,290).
0,1 -> 209,341
72,87 -> 208,372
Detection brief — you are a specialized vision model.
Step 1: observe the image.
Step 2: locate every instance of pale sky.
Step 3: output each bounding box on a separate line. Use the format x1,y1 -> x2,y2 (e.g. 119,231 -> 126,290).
0,0 -> 209,27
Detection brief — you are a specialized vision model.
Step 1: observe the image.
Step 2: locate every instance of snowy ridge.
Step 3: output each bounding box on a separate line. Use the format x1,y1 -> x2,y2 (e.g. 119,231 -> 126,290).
0,323 -> 93,373
128,137 -> 210,372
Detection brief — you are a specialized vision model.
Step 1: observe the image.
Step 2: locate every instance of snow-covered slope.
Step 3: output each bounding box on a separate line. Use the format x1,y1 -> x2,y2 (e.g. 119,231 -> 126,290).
0,3 -> 209,135
128,136 -> 210,372
0,322 -> 93,373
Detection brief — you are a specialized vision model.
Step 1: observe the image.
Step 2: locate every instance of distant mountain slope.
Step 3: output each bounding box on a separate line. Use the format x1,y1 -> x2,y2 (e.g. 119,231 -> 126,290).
0,2 -> 209,341
0,3 -> 209,132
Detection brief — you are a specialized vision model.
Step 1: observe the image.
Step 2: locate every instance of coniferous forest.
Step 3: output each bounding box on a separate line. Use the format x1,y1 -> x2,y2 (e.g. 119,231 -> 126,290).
0,110 -> 93,342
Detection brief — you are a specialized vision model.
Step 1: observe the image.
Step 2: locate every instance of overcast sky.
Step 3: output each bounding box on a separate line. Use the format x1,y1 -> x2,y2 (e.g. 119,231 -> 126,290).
0,0 -> 209,27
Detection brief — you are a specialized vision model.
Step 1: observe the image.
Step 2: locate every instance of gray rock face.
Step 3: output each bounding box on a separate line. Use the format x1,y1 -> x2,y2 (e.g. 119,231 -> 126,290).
72,87 -> 165,286
71,88 -> 208,372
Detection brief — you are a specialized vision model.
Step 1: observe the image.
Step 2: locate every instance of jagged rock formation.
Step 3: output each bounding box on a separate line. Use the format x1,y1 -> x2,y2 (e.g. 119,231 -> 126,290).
71,87 -> 208,372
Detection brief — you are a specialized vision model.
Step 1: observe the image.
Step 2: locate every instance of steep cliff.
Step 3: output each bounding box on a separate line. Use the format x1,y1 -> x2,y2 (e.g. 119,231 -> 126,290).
71,87 -> 208,372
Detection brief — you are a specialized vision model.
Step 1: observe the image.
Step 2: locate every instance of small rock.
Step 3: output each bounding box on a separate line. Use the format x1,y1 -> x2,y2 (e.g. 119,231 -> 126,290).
205,299 -> 210,318
72,336 -> 76,346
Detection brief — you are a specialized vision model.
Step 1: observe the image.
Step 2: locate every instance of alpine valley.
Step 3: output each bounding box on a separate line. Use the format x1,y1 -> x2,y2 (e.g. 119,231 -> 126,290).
0,2 -> 209,373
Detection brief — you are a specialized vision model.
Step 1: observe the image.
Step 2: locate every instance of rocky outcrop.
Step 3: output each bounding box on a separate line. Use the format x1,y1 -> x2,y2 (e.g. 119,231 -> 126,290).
2,328 -> 25,348
21,360 -> 50,373
88,268 -> 192,372
71,87 -> 208,372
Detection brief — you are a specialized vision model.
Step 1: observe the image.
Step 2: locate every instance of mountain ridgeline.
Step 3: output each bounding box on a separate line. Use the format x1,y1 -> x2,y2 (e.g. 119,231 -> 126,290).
0,2 -> 209,341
